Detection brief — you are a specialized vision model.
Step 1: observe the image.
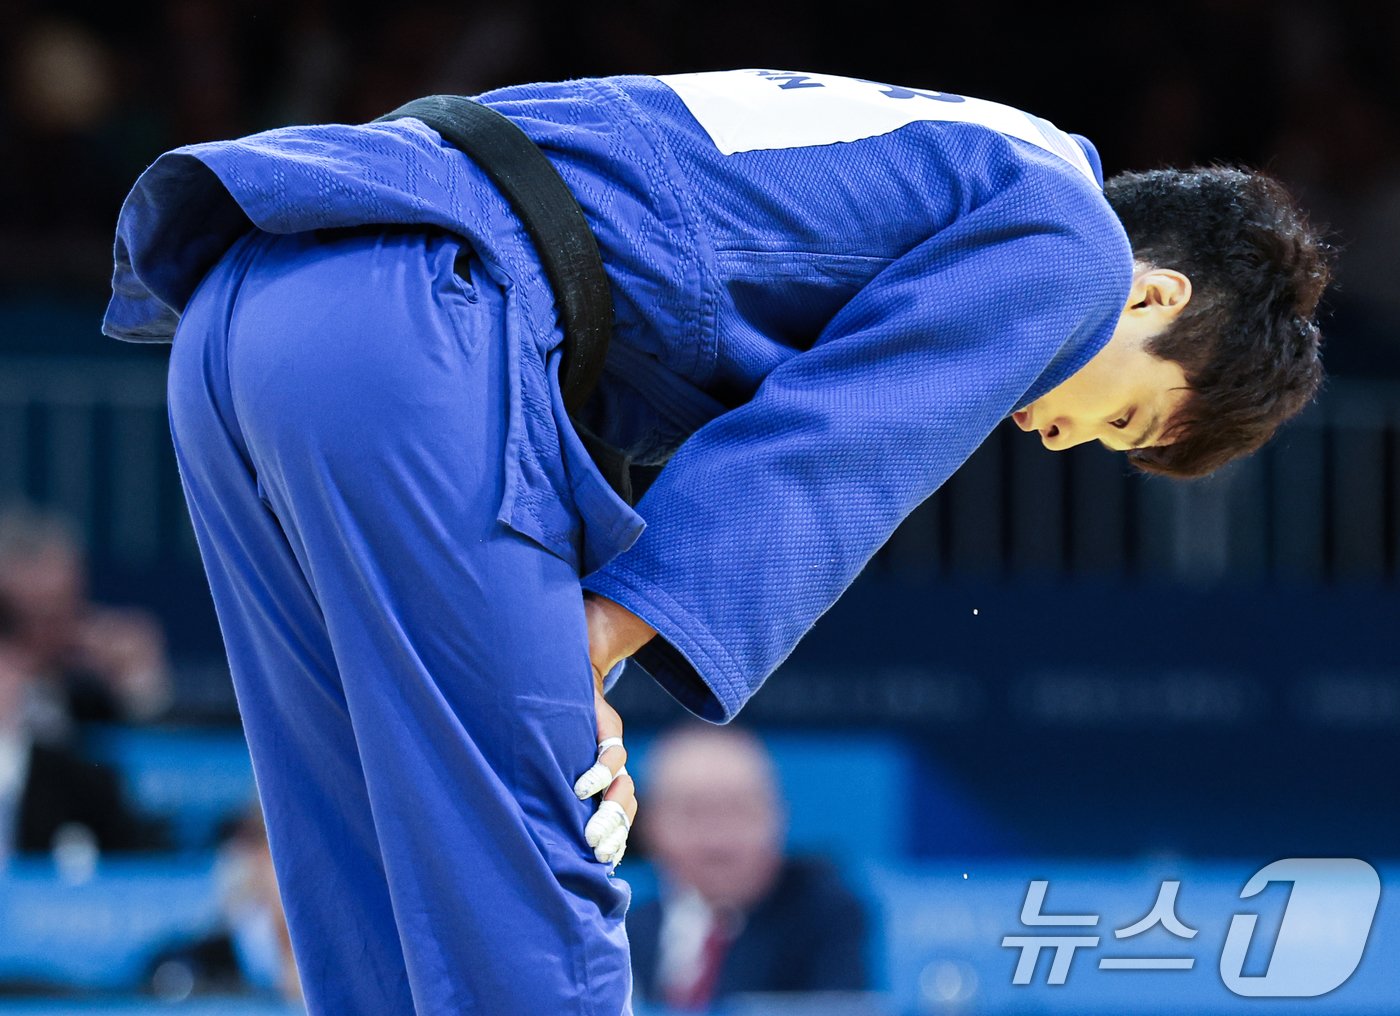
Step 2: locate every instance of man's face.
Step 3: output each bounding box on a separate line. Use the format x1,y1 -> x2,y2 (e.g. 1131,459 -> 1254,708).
1013,266 -> 1193,453
0,546 -> 85,661
643,732 -> 785,913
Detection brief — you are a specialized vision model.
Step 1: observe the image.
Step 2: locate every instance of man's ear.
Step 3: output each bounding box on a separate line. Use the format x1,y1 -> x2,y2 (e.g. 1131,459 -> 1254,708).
1128,266 -> 1192,317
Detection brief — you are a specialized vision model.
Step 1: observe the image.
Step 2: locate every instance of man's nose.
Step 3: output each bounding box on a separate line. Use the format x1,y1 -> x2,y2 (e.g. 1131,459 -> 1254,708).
1040,419 -> 1093,451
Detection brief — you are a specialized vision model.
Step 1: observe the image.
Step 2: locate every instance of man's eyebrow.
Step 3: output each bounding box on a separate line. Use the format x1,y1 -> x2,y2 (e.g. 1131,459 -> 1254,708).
1129,411 -> 1162,450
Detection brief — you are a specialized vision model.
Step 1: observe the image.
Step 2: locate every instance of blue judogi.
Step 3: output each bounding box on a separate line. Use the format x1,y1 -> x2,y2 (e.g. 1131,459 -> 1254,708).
165,225 -> 632,1013
106,70 -> 1132,1014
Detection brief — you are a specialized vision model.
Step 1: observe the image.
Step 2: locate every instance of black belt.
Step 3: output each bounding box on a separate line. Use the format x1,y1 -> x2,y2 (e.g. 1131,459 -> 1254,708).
374,95 -> 635,505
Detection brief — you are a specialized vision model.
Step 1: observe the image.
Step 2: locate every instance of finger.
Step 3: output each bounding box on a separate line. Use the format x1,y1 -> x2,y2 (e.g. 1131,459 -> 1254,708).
573,760 -> 614,800
585,799 -> 629,851
574,699 -> 628,799
595,824 -> 629,863
573,750 -> 628,799
592,735 -> 626,780
593,699 -> 628,773
585,802 -> 629,856
603,766 -> 638,827
591,769 -> 636,863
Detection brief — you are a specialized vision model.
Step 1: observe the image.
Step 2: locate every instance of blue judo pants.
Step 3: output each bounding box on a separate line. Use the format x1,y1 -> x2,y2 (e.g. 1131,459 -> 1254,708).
166,224 -> 633,1015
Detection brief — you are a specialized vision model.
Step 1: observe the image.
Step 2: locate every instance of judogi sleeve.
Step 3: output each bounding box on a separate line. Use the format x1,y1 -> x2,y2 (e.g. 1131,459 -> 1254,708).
582,176 -> 1132,721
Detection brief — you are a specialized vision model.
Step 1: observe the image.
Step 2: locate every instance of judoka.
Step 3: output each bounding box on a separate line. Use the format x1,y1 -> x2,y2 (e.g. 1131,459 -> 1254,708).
102,68 -> 1330,1015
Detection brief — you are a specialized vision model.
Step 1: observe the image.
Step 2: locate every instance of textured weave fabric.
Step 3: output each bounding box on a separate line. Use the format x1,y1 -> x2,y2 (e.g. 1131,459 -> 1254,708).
103,69 -> 1133,723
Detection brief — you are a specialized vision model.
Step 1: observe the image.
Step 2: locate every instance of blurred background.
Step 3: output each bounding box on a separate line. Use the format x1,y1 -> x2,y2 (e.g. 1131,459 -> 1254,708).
1,0 -> 1398,1013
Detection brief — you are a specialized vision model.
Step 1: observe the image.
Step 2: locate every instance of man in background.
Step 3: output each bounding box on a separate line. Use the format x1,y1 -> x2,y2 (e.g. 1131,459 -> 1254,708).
628,724 -> 871,1010
0,502 -> 173,736
0,602 -> 152,861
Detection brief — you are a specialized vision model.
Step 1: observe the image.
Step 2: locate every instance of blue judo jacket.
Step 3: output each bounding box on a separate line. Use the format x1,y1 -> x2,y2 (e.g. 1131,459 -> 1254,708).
104,69 -> 1134,723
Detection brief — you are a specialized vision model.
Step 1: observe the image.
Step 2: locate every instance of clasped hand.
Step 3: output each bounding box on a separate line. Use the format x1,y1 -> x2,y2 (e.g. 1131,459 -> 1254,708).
572,593 -> 655,873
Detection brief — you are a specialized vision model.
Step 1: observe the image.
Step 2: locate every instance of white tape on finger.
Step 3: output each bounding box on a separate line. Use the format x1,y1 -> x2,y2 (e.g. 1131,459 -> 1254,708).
596,799 -> 630,831
575,740 -> 628,800
596,825 -> 629,863
573,762 -> 614,799
584,800 -> 627,849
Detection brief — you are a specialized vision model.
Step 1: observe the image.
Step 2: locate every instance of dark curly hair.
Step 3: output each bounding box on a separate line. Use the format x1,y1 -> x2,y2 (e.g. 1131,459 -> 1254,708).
1102,166 -> 1333,479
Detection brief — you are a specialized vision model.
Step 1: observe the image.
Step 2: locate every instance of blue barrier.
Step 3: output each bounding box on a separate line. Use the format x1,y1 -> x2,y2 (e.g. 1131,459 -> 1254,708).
636,996 -> 892,1016
81,726 -> 257,850
0,1001 -> 300,1016
0,858 -> 222,993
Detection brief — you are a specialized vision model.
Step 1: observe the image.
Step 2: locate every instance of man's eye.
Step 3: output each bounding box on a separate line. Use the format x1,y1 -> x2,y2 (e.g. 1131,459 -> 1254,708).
1111,414 -> 1133,430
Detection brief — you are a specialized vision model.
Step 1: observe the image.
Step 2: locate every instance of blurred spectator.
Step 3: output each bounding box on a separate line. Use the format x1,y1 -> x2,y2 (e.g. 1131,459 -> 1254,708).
0,601 -> 156,862
0,502 -> 173,736
628,723 -> 870,1011
145,804 -> 302,1005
